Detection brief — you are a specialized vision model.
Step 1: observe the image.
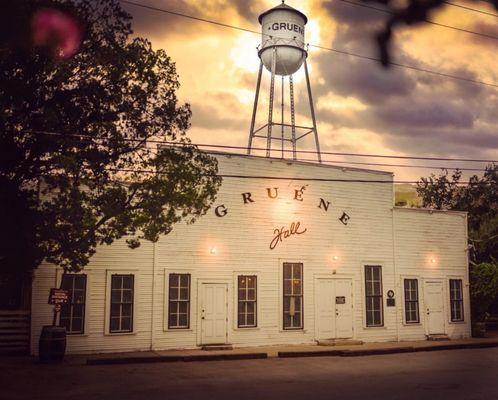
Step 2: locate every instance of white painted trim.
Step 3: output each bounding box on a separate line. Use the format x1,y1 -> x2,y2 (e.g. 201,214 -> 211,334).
163,269 -> 196,332
360,262 -> 387,329
399,275 -> 422,326
278,259 -> 307,333
232,271 -> 261,331
446,275 -> 466,324
104,269 -> 139,336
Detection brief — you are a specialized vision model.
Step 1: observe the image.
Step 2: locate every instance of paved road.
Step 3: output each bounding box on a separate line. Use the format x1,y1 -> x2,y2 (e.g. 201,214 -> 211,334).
1,348 -> 497,400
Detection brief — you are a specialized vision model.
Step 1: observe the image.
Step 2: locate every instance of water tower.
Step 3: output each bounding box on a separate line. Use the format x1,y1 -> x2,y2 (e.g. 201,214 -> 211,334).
247,1 -> 322,162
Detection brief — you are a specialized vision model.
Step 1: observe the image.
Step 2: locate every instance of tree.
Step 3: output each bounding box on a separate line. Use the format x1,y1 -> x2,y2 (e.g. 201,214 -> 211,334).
469,262 -> 498,323
362,0 -> 498,66
416,165 -> 497,263
0,0 -> 221,274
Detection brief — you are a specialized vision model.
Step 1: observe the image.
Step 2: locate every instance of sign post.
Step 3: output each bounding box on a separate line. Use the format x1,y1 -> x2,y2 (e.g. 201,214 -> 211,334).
48,288 -> 69,325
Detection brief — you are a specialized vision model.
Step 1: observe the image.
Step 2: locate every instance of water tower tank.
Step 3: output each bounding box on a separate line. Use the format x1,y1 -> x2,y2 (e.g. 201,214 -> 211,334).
259,2 -> 307,76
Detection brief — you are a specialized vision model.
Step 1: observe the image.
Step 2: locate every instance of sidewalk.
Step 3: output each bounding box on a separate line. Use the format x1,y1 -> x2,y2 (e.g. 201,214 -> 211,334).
83,337 -> 498,365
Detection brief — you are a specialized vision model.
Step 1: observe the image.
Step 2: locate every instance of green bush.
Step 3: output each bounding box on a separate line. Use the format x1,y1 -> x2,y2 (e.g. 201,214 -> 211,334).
470,262 -> 498,323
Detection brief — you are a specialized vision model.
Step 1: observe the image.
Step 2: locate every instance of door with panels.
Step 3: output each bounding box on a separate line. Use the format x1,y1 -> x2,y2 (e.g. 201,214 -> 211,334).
200,283 -> 228,345
424,280 -> 445,335
315,278 -> 353,340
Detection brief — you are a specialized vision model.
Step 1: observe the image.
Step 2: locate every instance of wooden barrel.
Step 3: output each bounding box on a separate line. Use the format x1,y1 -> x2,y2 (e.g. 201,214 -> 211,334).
39,325 -> 66,363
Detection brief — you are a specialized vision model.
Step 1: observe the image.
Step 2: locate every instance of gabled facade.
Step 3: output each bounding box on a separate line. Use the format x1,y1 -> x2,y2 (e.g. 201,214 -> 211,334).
31,153 -> 471,354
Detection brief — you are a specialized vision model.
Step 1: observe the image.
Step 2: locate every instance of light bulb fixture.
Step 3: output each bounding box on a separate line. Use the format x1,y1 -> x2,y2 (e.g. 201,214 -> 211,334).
430,258 -> 436,264
209,247 -> 217,255
332,255 -> 339,261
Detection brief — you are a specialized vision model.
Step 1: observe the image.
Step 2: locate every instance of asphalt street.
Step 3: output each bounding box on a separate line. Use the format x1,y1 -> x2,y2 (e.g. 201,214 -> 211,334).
1,348 -> 497,400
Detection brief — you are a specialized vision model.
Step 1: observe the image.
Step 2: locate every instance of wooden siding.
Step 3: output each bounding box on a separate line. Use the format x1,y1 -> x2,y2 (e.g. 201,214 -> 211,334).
30,154 -> 470,354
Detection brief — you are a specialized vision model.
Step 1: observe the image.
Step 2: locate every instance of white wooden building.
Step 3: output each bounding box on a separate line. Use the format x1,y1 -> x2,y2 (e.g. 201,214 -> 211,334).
30,153 -> 471,354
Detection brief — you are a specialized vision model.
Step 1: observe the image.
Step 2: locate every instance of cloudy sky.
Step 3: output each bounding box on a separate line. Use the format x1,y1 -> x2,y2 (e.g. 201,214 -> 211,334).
122,0 -> 497,181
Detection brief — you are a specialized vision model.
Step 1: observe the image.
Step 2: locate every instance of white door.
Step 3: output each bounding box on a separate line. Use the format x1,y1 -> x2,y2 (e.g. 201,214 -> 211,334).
315,279 -> 353,340
316,279 -> 335,340
424,281 -> 445,335
201,283 -> 228,345
335,279 -> 354,339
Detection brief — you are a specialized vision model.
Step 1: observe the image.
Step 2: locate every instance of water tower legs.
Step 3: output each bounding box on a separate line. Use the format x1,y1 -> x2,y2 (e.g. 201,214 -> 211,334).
304,59 -> 322,163
247,53 -> 322,163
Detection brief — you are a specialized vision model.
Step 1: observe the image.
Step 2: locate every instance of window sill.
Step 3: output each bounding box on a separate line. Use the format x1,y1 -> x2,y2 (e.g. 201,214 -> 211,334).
164,328 -> 194,332
449,320 -> 466,324
66,333 -> 89,337
363,326 -> 387,330
234,327 -> 260,331
279,329 -> 306,333
402,322 -> 422,327
104,331 -> 137,336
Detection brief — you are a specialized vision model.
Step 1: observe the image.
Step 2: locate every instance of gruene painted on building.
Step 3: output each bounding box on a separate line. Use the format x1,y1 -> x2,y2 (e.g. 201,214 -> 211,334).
30,153 -> 471,354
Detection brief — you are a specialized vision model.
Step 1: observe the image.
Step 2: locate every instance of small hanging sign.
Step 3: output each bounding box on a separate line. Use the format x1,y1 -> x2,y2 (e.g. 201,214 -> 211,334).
48,288 -> 69,305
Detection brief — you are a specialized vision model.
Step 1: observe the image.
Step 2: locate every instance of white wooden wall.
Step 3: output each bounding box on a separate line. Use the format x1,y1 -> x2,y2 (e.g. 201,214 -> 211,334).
30,154 -> 470,354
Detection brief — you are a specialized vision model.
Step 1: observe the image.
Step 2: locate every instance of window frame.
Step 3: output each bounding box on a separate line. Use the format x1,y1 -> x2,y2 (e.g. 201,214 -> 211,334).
449,279 -> 464,322
403,278 -> 420,324
282,262 -> 304,330
364,265 -> 384,327
168,273 -> 191,330
59,274 -> 87,335
108,273 -> 135,334
237,275 -> 257,328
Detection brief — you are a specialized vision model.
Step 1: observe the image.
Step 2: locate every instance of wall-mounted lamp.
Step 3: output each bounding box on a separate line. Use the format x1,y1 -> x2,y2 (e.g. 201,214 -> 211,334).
332,255 -> 339,261
430,258 -> 437,264
209,247 -> 217,255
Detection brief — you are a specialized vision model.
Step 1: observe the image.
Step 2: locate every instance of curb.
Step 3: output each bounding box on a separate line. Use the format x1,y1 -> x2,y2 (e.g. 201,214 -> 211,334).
86,341 -> 498,365
278,341 -> 498,359
278,350 -> 343,358
341,346 -> 414,357
86,352 -> 267,366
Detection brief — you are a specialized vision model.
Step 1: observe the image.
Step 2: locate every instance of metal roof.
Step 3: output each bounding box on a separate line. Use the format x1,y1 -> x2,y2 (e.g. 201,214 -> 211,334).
258,2 -> 308,24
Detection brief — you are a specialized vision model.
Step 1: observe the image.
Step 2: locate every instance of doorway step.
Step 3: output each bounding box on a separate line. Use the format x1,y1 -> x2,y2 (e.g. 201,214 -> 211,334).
427,334 -> 450,341
317,339 -> 363,346
201,344 -> 233,351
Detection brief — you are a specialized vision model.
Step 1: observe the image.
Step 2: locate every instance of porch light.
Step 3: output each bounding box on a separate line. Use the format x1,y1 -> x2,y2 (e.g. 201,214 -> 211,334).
209,247 -> 217,255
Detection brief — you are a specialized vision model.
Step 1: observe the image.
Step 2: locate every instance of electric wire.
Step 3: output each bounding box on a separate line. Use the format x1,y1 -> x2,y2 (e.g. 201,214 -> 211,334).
442,1 -> 498,17
118,0 -> 498,89
27,130 -> 498,164
104,168 -> 488,185
336,0 -> 498,40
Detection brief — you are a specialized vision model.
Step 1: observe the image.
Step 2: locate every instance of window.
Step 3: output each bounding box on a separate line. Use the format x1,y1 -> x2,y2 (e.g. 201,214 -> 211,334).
238,276 -> 257,328
283,263 -> 303,330
110,274 -> 134,333
365,265 -> 383,327
60,274 -> 87,334
168,274 -> 190,329
450,279 -> 464,322
404,279 -> 419,324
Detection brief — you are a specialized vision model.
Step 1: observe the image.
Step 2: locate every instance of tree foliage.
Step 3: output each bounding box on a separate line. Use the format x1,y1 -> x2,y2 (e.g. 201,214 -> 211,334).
0,0 -> 221,273
416,165 -> 497,263
363,0 -> 498,66
469,262 -> 498,322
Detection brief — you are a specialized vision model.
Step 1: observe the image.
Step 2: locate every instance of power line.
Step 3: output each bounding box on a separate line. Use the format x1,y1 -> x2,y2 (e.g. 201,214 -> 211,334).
119,0 -> 498,89
27,130 -> 498,163
442,1 -> 498,17
106,168 -> 486,185
336,0 -> 498,40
